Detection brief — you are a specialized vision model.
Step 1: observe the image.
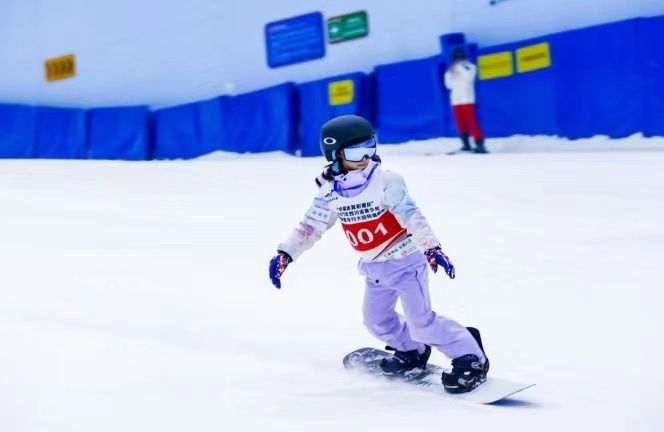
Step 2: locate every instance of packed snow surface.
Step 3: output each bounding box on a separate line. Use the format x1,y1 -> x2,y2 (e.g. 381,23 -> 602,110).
1,135 -> 663,432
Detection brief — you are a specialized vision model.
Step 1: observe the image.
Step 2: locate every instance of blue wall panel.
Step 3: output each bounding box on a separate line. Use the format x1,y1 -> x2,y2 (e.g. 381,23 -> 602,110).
297,72 -> 372,157
550,20 -> 643,139
439,33 -> 467,66
222,83 -> 297,153
374,55 -> 450,143
35,106 -> 87,159
152,97 -> 224,159
89,106 -> 149,160
0,104 -> 37,158
196,97 -> 225,156
638,16 -> 664,137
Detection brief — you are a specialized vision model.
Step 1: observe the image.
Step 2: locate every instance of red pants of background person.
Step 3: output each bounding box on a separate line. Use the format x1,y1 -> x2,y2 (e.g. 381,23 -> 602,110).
452,104 -> 483,140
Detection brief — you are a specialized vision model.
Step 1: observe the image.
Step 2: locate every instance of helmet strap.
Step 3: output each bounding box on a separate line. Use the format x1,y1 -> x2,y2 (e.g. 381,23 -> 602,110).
329,159 -> 346,176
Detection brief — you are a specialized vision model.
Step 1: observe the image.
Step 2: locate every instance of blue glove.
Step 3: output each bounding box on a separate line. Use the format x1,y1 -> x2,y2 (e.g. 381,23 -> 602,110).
269,251 -> 292,289
424,247 -> 455,279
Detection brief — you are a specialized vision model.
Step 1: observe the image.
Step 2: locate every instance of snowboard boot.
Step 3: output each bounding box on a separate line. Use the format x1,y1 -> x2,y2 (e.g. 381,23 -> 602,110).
442,327 -> 490,394
473,138 -> 488,154
379,345 -> 431,376
460,134 -> 473,152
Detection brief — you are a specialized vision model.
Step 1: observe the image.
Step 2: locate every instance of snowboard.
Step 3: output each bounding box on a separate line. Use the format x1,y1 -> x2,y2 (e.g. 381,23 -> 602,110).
424,150 -> 477,156
444,150 -> 489,155
343,347 -> 535,404
423,150 -> 464,156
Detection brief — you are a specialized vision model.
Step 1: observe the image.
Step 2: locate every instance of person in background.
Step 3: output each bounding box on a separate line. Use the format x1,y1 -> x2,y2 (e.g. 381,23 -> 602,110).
444,48 -> 488,154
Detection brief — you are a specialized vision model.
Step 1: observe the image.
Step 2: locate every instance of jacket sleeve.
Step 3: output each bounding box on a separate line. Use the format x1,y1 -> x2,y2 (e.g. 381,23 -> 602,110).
383,170 -> 440,251
277,193 -> 337,261
444,69 -> 454,90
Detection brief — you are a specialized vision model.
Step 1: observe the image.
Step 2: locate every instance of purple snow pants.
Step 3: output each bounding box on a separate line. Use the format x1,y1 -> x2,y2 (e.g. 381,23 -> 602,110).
358,252 -> 484,361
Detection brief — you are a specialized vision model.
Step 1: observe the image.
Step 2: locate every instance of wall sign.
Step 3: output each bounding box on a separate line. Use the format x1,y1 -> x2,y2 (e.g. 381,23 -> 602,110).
328,80 -> 354,105
265,12 -> 325,68
45,54 -> 76,82
478,51 -> 514,79
327,11 -> 369,43
516,42 -> 551,73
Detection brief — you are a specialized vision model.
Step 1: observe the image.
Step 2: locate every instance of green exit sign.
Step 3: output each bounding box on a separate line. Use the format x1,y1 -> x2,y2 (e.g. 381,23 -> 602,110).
327,11 -> 369,43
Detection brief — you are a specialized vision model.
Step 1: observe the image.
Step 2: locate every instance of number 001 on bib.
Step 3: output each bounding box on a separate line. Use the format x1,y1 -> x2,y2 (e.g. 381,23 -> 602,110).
341,210 -> 406,253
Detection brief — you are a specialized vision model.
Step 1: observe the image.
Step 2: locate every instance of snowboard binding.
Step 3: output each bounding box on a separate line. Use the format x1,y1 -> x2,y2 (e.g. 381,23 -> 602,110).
441,327 -> 490,394
379,345 -> 431,376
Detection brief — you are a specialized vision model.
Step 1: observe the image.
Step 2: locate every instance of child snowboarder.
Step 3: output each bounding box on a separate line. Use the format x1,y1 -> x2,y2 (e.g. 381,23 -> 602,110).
268,115 -> 489,393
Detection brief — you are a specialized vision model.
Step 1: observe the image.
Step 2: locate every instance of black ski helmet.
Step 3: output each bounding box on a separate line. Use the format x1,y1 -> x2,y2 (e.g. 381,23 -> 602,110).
320,115 -> 375,162
452,47 -> 467,61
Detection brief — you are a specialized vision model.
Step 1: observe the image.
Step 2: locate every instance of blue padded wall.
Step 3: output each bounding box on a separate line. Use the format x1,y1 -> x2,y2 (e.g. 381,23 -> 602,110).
638,16 -> 664,137
297,72 -> 373,157
0,104 -> 37,158
88,106 -> 149,160
2,16 -> 663,162
221,83 -> 297,154
35,106 -> 87,159
550,20 -> 643,139
374,55 -> 451,143
475,38 -> 558,137
152,97 -> 224,159
440,33 -> 467,66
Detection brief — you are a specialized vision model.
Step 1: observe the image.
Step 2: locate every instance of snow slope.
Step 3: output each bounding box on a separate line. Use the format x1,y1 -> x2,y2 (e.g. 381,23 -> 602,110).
1,136 -> 663,431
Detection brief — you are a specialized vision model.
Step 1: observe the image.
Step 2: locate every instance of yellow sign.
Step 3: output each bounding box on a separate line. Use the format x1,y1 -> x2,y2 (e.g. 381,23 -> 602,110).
516,42 -> 551,73
328,80 -> 354,105
45,54 -> 76,82
478,51 -> 514,80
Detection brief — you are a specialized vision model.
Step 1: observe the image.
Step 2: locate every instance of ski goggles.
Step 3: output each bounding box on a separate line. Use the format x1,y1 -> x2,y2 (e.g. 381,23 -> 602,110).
342,138 -> 377,162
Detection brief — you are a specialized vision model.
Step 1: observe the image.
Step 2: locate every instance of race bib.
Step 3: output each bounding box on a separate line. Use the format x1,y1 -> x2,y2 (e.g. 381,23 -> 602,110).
340,210 -> 406,252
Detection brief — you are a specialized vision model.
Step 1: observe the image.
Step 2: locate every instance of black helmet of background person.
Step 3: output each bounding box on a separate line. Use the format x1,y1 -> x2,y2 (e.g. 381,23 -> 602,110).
320,115 -> 375,162
452,47 -> 467,61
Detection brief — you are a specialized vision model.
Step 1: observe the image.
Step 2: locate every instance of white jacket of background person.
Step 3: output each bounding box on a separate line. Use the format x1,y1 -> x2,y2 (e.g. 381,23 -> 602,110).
444,61 -> 477,106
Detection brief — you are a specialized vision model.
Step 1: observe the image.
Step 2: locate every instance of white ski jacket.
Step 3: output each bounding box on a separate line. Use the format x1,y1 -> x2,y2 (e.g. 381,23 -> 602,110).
278,162 -> 441,263
444,61 -> 477,106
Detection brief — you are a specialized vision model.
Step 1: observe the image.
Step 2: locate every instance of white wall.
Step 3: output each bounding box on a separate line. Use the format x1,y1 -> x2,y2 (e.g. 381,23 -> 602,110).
0,0 -> 662,108
449,0 -> 664,46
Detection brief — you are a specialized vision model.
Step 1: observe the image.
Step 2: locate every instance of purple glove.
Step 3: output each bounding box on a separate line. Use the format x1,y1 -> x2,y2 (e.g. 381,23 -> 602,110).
269,251 -> 292,289
424,247 -> 455,279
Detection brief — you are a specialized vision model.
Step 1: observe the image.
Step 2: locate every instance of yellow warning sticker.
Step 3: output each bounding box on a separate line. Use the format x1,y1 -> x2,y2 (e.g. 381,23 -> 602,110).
328,80 -> 354,105
478,51 -> 514,80
516,42 -> 551,73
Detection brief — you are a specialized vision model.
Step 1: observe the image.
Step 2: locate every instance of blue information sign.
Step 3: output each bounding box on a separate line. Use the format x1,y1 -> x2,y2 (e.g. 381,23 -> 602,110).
265,12 -> 325,68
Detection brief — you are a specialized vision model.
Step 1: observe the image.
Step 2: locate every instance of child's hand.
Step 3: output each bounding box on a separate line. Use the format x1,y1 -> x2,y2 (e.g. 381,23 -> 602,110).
269,251 -> 292,289
424,247 -> 455,279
